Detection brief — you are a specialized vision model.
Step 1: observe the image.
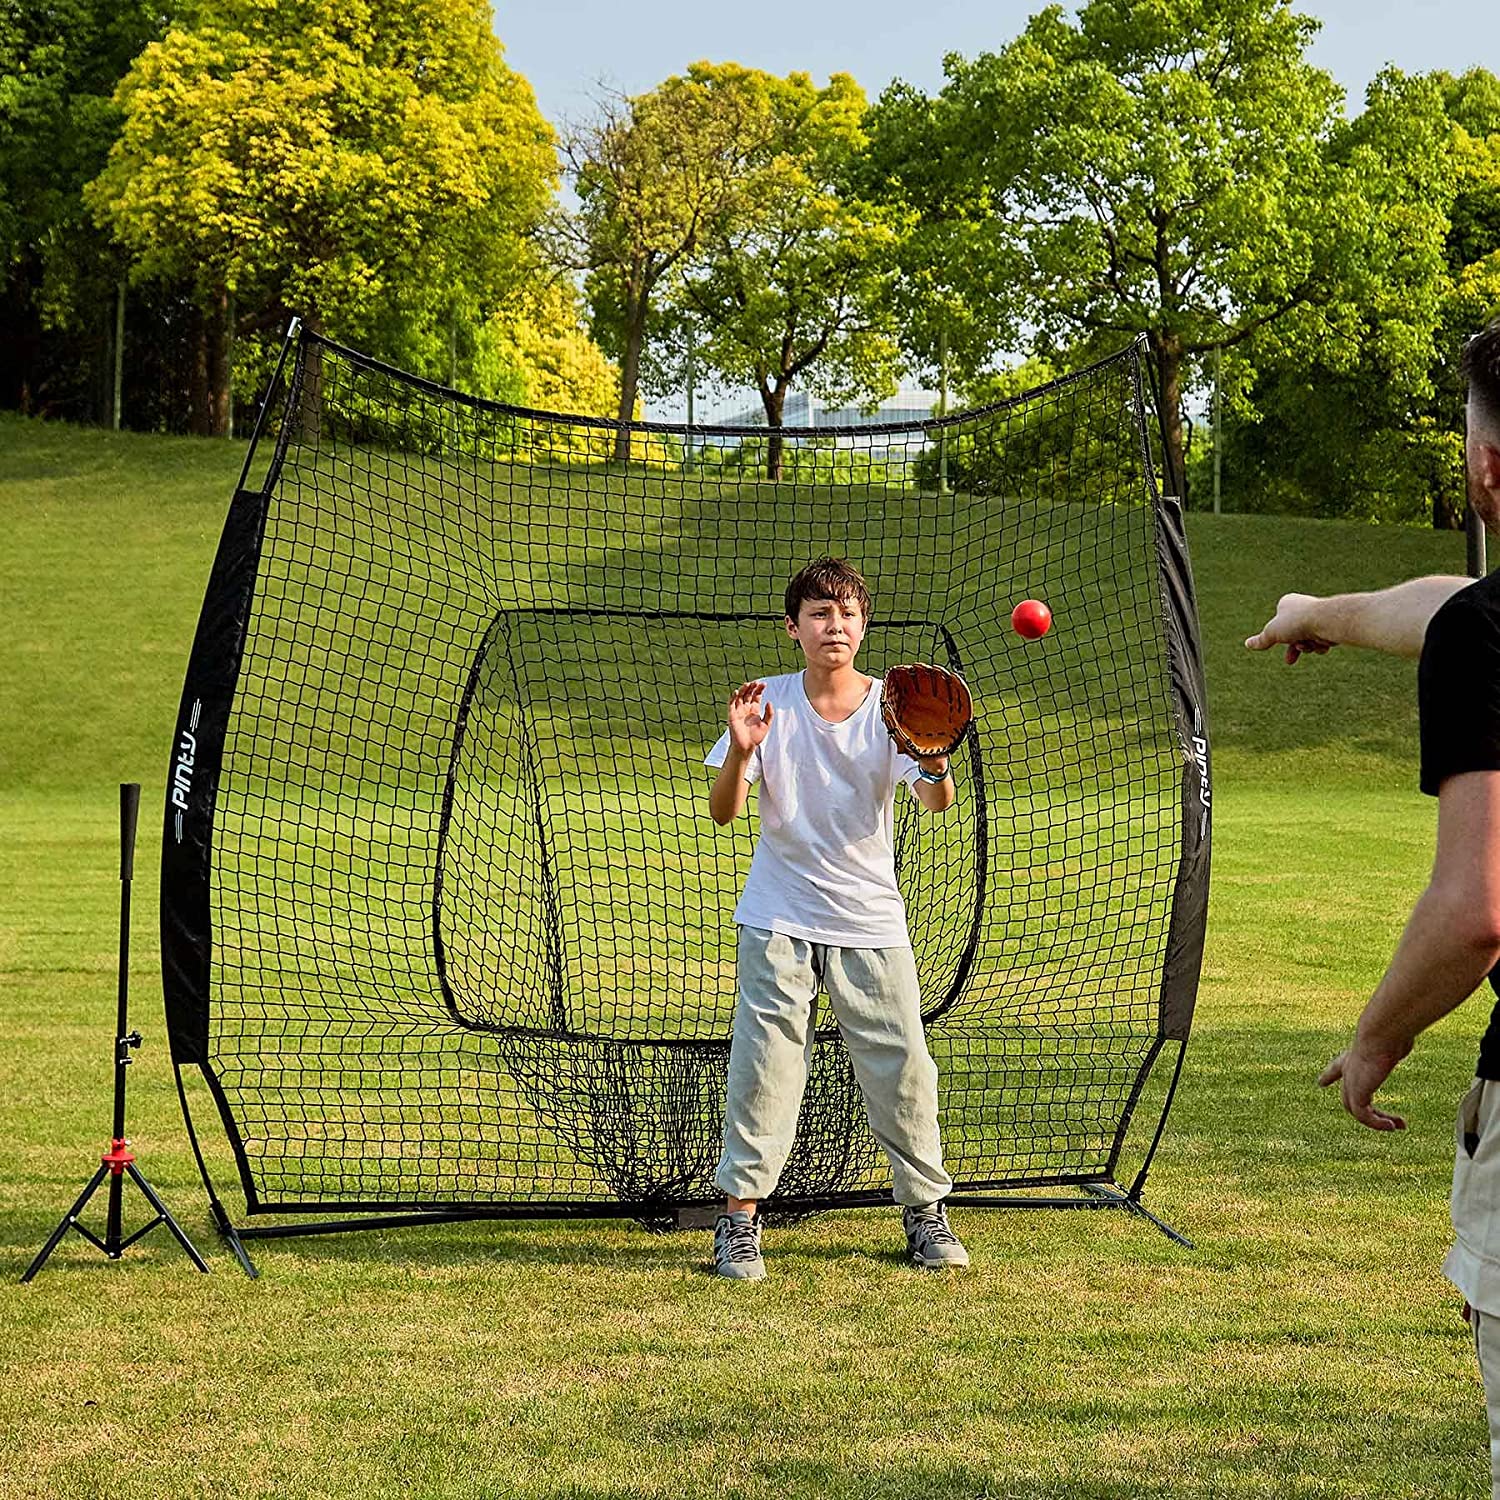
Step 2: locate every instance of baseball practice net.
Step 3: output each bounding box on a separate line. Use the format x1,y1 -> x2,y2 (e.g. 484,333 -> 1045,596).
162,327 -> 1210,1254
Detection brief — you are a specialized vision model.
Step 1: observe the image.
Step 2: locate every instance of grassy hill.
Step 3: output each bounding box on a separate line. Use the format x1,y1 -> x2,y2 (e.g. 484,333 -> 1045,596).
0,411 -> 1473,798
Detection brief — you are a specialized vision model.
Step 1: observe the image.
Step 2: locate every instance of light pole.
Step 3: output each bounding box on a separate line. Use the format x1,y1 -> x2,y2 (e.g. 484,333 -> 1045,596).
937,323 -> 950,496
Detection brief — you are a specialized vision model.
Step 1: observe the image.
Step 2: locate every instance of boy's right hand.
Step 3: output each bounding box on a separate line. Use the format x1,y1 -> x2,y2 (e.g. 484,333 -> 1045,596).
727,682 -> 773,755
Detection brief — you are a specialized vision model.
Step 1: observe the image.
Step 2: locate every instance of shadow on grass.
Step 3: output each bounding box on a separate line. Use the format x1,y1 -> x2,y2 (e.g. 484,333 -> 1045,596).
532,1439 -> 1486,1500
5,1017 -> 1483,1282
233,1214 -> 914,1276
0,1208 -> 911,1279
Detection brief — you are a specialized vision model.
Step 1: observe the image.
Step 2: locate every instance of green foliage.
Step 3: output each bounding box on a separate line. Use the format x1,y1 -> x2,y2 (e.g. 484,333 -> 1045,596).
1441,67 -> 1500,395
563,62 -> 772,454
482,280 -> 620,420
675,67 -> 903,466
86,0 -> 557,386
1205,373 -> 1468,527
855,81 -> 1023,379
689,434 -> 903,487
0,0 -> 159,310
1448,70 -> 1500,275
1218,68 -> 1500,524
312,281 -> 630,468
0,0 -> 163,419
872,0 -> 1346,353
568,62 -> 904,474
866,0 -> 1452,501
911,356 -> 1152,499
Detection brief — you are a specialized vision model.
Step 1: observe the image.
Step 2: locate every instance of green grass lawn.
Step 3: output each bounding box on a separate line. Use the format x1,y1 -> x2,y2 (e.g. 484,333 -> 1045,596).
0,412 -> 1492,1498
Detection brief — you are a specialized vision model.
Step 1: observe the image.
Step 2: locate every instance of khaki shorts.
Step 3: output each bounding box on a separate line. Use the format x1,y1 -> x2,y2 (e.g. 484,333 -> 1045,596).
1448,1078 -> 1500,1311
1447,1078 -> 1500,1499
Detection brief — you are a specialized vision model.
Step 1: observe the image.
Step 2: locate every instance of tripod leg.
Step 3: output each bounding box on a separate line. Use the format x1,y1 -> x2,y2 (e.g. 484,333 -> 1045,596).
124,1165 -> 210,1274
21,1164 -> 111,1283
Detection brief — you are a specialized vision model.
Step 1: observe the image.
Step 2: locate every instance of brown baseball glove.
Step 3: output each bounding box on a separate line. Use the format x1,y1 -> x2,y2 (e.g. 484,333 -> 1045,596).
880,663 -> 973,759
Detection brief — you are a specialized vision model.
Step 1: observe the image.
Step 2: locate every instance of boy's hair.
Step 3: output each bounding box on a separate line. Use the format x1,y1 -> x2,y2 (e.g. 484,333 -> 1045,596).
1463,317 -> 1500,432
784,557 -> 872,622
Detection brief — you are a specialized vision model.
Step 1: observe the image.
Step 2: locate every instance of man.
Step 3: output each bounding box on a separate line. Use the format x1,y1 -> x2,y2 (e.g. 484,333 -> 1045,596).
1247,316 -> 1500,1492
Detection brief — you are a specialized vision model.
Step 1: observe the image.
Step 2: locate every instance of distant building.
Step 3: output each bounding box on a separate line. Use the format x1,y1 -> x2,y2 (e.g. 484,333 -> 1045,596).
693,389 -> 945,466
705,389 -> 943,430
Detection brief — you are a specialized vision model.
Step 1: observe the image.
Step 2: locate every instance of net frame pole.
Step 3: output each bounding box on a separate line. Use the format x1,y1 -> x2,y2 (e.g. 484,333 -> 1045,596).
166,321 -> 304,1280
1094,342 -> 1209,1222
233,317 -> 300,496
209,1187 -> 1192,1254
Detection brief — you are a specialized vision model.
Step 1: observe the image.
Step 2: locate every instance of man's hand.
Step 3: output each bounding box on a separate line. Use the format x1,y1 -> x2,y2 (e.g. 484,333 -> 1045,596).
727,681 -> 773,755
1247,577 -> 1469,661
1318,1038 -> 1414,1131
1245,593 -> 1335,665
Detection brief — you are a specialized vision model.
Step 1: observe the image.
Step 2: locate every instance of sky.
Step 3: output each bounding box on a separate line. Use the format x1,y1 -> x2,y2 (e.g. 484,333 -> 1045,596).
494,0 -> 1498,418
498,0 -> 1496,141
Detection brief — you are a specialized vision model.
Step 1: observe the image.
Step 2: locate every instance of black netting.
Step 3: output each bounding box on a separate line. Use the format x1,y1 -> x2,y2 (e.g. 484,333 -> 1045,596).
162,331 -> 1209,1218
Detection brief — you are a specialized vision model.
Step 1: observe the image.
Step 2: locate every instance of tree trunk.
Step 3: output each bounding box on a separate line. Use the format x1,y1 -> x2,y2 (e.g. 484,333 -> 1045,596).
189,306 -> 211,436
1150,333 -> 1187,502
208,284 -> 231,438
112,281 -> 125,432
297,311 -> 324,441
761,382 -> 788,482
614,291 -> 648,465
1430,443 -> 1463,530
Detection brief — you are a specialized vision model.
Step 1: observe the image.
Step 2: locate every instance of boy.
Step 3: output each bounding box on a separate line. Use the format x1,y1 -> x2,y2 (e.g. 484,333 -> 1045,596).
704,556 -> 969,1279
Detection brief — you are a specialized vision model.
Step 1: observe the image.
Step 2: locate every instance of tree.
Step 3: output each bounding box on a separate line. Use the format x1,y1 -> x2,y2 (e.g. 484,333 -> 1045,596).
1215,68 -> 1498,526
86,0 -> 556,434
673,68 -> 903,481
481,278 -> 619,418
0,0 -> 163,418
1440,67 -> 1500,428
559,63 -> 771,462
856,77 -> 1024,390
867,0 -> 1411,500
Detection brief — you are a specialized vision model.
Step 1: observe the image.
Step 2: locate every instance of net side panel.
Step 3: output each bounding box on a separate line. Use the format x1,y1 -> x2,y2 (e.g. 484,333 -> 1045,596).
172,333 -> 1204,1212
161,484 -> 274,1066
1154,492 -> 1212,1041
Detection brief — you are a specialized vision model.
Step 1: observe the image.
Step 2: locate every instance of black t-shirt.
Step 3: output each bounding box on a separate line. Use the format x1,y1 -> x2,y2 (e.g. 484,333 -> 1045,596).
1418,572 -> 1500,1077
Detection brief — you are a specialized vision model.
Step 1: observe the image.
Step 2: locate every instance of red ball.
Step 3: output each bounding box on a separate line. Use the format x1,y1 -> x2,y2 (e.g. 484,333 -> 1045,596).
1011,599 -> 1052,640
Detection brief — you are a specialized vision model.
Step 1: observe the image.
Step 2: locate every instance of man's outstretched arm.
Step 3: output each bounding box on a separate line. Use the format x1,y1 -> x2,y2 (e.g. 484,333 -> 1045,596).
1247,577 -> 1473,663
1322,769 -> 1500,1129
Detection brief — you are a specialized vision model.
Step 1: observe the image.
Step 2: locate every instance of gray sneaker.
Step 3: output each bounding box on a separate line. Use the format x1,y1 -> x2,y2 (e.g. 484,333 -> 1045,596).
903,1203 -> 970,1269
714,1210 -> 766,1280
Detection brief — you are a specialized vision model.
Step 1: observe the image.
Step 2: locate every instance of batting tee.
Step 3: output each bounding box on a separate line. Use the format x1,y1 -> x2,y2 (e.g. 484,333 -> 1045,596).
161,326 -> 1211,1269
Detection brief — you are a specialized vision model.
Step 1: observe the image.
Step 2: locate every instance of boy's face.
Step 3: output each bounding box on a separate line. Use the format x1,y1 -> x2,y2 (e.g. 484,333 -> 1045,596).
786,592 -> 866,666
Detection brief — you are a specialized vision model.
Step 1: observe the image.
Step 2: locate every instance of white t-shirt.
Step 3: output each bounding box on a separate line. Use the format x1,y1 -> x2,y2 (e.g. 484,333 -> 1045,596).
704,671 -> 925,948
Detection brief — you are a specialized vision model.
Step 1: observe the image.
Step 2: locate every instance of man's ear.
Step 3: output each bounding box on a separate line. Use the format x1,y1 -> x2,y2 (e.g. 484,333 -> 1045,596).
1478,440 -> 1500,494
784,614 -> 798,639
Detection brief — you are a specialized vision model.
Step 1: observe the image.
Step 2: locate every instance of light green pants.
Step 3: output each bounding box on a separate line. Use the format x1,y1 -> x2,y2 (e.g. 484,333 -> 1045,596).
715,926 -> 953,1206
